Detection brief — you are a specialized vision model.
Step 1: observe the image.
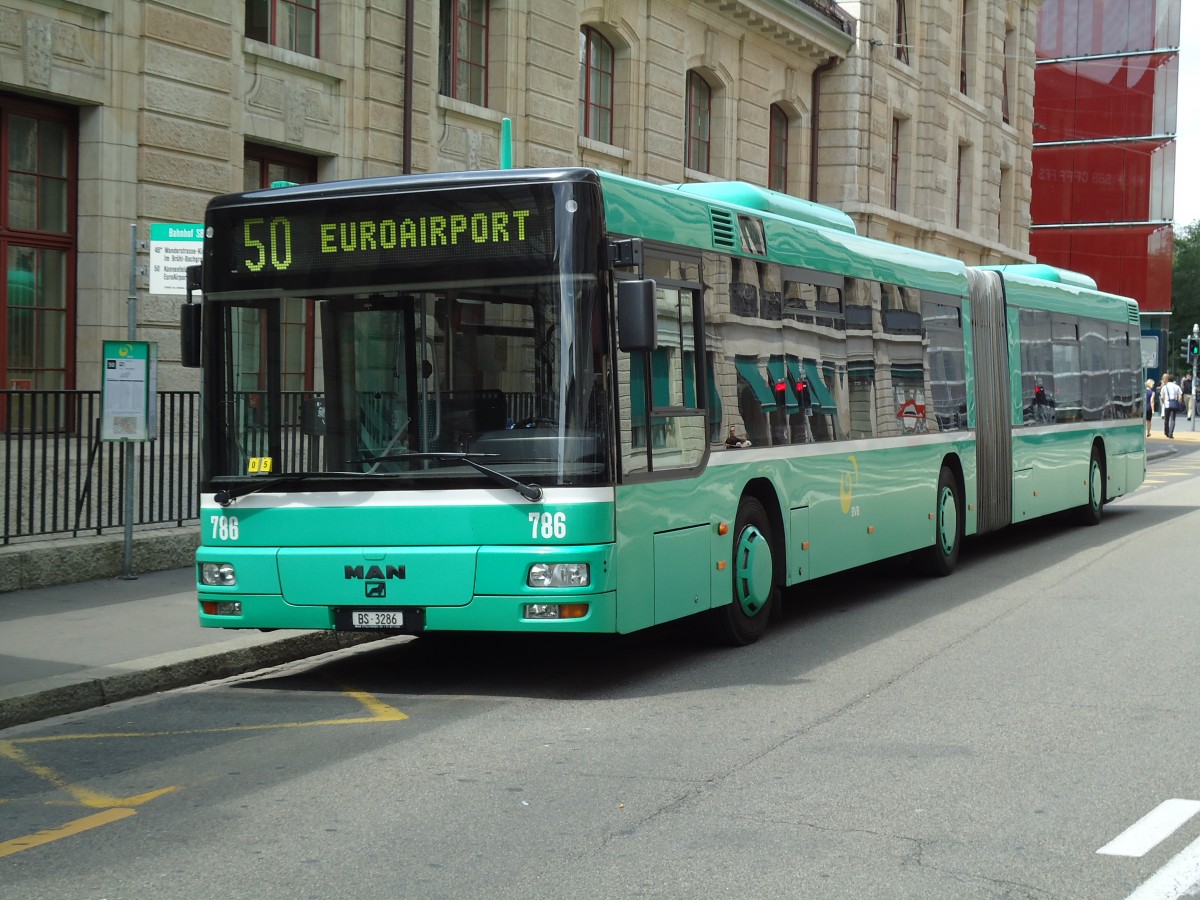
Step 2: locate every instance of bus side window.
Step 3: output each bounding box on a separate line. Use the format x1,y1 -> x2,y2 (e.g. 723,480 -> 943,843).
620,256 -> 706,475
1019,309 -> 1055,425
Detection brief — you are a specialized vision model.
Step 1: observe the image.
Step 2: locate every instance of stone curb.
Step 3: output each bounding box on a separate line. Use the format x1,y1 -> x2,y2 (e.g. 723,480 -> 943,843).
0,526 -> 200,594
0,630 -> 392,730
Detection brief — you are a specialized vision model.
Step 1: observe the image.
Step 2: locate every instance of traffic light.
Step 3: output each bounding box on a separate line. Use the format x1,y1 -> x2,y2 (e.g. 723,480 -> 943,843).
1183,337 -> 1191,362
1189,335 -> 1200,364
795,379 -> 812,410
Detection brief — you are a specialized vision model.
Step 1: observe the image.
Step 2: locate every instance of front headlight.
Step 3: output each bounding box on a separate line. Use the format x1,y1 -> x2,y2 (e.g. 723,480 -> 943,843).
527,562 -> 590,588
200,562 -> 237,586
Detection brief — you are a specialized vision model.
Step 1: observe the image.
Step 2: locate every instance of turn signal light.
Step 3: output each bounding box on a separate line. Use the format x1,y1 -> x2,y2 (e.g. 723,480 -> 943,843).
201,600 -> 243,616
523,603 -> 589,620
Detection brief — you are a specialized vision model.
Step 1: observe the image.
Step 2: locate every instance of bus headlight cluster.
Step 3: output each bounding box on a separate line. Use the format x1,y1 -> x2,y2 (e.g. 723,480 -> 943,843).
200,562 -> 237,586
527,562 -> 590,588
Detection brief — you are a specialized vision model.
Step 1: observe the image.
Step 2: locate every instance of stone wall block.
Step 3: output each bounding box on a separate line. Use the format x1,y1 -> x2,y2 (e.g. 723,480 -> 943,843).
144,6 -> 232,57
145,81 -> 232,127
140,148 -> 231,194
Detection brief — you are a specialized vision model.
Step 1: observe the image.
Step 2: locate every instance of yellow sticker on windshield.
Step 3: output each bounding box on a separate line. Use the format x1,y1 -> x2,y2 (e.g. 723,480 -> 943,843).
246,457 -> 274,474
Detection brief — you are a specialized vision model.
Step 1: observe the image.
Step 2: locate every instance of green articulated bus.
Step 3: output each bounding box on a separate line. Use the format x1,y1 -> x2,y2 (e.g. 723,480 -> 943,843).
183,167 -> 1144,645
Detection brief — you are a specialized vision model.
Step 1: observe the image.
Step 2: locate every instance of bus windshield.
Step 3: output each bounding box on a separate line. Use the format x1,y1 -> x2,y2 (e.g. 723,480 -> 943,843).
204,274 -> 612,492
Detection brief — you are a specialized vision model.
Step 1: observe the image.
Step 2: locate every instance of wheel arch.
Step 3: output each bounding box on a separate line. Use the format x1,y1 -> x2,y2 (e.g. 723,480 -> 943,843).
939,452 -> 966,512
1091,436 -> 1108,504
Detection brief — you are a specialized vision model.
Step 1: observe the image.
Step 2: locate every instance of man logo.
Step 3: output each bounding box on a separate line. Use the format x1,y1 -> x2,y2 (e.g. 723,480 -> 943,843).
344,564 -> 403,599
344,564 -> 406,580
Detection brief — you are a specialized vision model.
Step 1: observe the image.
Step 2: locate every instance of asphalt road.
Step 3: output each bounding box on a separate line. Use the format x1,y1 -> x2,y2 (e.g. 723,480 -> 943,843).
3,451 -> 1200,899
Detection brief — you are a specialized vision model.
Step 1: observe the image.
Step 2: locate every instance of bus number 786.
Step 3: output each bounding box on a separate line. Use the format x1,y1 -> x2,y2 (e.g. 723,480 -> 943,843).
529,512 -> 567,540
210,515 -> 240,541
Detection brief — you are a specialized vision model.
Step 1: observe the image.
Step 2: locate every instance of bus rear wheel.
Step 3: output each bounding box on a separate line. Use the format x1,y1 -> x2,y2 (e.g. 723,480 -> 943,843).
1074,446 -> 1104,526
917,466 -> 962,577
709,497 -> 777,646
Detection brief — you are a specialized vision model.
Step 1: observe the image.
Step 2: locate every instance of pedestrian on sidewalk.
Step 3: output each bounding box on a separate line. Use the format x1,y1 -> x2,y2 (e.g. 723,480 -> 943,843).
1146,378 -> 1156,436
1184,372 -> 1194,420
1161,373 -> 1184,438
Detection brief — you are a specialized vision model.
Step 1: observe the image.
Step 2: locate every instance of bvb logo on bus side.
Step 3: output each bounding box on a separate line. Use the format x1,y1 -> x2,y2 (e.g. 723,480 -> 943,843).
840,455 -> 859,514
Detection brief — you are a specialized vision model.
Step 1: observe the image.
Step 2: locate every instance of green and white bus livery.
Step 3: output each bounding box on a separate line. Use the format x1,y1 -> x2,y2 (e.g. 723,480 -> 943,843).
184,167 -> 1144,645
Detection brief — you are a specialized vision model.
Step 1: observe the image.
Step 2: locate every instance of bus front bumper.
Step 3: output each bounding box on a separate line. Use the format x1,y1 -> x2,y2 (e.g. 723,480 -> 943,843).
197,590 -> 618,633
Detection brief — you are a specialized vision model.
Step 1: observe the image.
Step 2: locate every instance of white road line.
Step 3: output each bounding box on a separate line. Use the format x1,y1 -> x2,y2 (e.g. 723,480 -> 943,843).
1125,834 -> 1200,900
1099,800 -> 1200,857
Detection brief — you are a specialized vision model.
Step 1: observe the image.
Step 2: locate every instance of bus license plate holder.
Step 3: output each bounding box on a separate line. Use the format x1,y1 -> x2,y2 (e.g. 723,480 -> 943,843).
334,607 -> 425,633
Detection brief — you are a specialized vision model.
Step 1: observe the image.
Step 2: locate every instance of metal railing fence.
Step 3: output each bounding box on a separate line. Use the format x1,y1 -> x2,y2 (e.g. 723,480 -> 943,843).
2,390 -> 200,545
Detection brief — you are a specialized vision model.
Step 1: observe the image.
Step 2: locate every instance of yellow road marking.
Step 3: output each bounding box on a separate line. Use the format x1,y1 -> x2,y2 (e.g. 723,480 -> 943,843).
0,741 -> 177,809
0,683 -> 405,857
0,808 -> 137,858
8,683 -> 406,746
336,682 -> 409,721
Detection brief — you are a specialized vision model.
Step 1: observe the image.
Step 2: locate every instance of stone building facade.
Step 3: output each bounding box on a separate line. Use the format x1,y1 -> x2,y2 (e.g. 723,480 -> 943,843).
0,0 -> 1036,391
828,1 -> 1040,259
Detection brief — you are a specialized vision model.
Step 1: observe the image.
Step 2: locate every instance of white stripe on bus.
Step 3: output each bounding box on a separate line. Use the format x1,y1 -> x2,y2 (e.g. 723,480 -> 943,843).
707,431 -> 969,466
202,486 -> 615,509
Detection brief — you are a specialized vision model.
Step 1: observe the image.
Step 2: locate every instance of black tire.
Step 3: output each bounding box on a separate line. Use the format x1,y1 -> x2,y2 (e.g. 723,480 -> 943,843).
1074,446 -> 1104,527
917,466 -> 962,577
709,497 -> 778,646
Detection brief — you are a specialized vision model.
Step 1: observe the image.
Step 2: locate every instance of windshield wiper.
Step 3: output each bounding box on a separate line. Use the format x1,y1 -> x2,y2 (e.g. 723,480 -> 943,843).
352,452 -> 544,502
214,476 -> 292,507
213,471 -> 391,507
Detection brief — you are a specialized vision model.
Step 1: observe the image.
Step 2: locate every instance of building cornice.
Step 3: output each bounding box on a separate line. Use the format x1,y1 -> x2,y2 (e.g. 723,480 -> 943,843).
698,0 -> 857,61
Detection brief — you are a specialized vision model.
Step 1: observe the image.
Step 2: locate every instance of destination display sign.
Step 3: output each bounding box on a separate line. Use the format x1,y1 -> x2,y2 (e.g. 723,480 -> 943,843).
204,184 -> 559,294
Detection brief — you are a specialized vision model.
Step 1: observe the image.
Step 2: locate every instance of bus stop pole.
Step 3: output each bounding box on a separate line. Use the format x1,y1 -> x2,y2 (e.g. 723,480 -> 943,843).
121,223 -> 138,579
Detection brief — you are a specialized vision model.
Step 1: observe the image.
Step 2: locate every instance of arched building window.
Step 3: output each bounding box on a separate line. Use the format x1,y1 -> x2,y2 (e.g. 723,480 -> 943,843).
439,0 -> 489,106
2,96 -> 76,396
686,70 -> 713,173
579,26 -> 614,144
768,104 -> 789,193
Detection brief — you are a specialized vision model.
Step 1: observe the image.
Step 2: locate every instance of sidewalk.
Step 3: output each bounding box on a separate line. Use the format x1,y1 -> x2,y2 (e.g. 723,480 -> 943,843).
0,567 -> 389,730
1,427 -> 1193,731
1147,415 -> 1200,453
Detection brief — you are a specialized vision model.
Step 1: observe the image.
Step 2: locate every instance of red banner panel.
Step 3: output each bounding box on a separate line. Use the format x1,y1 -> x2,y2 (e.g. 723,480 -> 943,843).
1032,142 -> 1171,224
1033,0 -> 1179,317
1031,224 -> 1173,311
1034,56 -> 1176,143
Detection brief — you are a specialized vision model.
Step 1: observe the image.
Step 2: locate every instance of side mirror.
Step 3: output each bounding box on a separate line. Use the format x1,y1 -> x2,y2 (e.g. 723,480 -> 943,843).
180,303 -> 202,368
617,279 -> 657,353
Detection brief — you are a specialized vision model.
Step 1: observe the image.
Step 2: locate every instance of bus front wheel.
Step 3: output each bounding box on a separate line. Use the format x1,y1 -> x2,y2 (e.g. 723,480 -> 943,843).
710,497 -> 777,646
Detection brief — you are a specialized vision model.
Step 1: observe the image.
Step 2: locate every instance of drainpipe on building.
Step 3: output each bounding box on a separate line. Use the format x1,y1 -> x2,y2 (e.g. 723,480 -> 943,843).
403,0 -> 414,174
